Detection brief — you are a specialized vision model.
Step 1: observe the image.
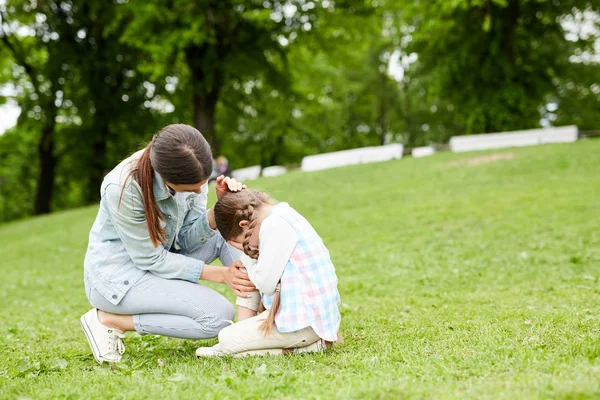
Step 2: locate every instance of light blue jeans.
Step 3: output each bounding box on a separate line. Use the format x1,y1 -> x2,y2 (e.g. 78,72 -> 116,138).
85,235 -> 239,340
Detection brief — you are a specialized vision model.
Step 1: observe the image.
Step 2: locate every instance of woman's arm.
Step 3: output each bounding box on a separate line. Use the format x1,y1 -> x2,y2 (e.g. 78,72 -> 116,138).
103,183 -> 205,282
200,263 -> 255,297
178,177 -> 244,251
176,183 -> 217,252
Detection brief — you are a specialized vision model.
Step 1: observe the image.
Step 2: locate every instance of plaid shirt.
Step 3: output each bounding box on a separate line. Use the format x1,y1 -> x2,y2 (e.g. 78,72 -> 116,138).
261,203 -> 341,342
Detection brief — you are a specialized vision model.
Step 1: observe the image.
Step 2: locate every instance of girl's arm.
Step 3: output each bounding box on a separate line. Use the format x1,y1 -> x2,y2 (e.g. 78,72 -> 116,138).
252,216 -> 298,295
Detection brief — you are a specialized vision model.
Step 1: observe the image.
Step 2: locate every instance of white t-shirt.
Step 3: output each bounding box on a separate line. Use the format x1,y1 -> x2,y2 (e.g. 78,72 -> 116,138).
239,214 -> 298,295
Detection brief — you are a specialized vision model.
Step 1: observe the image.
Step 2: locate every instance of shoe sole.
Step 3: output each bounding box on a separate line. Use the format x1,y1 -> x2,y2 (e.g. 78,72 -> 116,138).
232,345 -> 325,358
196,348 -> 283,358
196,338 -> 328,359
198,342 -> 326,358
233,348 -> 286,358
196,348 -> 223,357
80,314 -> 109,364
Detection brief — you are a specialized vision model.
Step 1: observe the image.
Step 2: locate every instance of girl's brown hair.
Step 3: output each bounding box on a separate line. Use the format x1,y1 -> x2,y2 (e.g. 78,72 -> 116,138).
214,190 -> 271,259
214,190 -> 280,334
122,124 -> 213,247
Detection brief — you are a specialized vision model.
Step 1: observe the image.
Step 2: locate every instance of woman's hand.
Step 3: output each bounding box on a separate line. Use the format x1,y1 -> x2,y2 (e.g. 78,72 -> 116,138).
215,175 -> 245,199
223,261 -> 256,297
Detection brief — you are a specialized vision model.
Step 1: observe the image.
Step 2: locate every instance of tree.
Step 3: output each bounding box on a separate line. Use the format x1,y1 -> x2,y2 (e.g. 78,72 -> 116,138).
116,0 -> 373,155
1,2 -> 66,214
0,0 -> 163,215
216,2 -> 411,168
405,0 -> 600,135
57,1 -> 160,203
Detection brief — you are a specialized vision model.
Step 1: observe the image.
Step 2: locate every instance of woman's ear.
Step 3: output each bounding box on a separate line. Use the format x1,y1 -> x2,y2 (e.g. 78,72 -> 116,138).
239,220 -> 249,229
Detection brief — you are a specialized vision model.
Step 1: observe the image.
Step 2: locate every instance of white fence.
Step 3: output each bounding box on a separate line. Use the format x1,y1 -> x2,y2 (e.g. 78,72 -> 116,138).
262,166 -> 287,178
301,144 -> 403,172
411,146 -> 435,158
230,126 -> 581,180
449,126 -> 578,153
231,165 -> 261,181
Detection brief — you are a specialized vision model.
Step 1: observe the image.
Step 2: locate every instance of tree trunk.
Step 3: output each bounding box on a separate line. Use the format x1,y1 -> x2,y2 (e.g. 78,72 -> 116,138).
34,121 -> 57,215
86,127 -> 108,203
502,0 -> 520,66
401,79 -> 413,145
186,44 -> 224,155
269,134 -> 285,166
193,89 -> 221,155
84,22 -> 113,204
377,72 -> 389,146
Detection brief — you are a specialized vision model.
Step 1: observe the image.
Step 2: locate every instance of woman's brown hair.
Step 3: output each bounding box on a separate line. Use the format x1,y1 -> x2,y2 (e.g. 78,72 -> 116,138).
214,190 -> 280,334
122,124 -> 213,247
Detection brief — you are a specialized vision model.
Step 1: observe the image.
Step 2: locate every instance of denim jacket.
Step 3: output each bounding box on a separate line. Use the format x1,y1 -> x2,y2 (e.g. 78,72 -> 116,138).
84,150 -> 216,305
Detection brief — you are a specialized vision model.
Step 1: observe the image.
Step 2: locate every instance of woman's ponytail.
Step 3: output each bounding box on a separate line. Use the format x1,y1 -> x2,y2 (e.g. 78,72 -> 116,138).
136,141 -> 166,247
119,140 -> 166,247
117,124 -> 213,247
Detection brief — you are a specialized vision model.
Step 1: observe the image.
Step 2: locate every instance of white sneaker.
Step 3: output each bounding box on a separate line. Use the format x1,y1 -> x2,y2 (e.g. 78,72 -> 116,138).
196,344 -> 225,358
80,308 -> 126,364
196,340 -> 329,358
292,339 -> 327,354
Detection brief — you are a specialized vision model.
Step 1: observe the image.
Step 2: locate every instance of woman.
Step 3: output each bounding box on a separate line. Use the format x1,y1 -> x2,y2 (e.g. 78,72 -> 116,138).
81,124 -> 255,364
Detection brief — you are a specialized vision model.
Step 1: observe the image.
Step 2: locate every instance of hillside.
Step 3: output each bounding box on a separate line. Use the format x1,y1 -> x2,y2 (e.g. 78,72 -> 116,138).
1,140 -> 599,399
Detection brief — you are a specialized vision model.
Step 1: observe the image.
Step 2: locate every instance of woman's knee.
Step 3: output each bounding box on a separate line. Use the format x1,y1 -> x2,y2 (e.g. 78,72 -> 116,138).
86,287 -> 113,312
196,299 -> 235,337
218,297 -> 236,322
217,322 -> 241,348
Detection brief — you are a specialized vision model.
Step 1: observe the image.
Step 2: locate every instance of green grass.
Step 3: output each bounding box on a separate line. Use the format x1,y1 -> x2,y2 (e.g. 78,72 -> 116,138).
1,141 -> 599,399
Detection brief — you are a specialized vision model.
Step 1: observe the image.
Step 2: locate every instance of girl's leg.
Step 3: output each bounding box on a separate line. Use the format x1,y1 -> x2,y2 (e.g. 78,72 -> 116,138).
198,310 -> 321,356
235,283 -> 261,321
237,306 -> 257,321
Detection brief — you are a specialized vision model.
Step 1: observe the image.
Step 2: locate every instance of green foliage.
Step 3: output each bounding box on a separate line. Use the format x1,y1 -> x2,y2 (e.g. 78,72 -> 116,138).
0,124 -> 37,221
1,142 -> 600,398
552,53 -> 600,130
1,0 -> 599,221
217,4 -> 409,168
0,0 -> 171,218
114,0 -> 319,152
406,0 -> 599,135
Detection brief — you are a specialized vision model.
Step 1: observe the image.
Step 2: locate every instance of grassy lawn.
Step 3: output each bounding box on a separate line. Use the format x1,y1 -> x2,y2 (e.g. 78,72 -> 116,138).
1,140 -> 599,399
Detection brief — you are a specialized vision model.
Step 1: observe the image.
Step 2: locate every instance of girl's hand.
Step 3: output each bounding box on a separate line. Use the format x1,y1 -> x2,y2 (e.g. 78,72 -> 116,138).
215,175 -> 246,199
224,261 -> 256,297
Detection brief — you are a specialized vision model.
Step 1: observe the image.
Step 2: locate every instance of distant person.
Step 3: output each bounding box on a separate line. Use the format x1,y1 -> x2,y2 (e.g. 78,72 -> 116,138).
196,189 -> 342,357
80,124 -> 255,364
209,156 -> 233,183
216,156 -> 233,177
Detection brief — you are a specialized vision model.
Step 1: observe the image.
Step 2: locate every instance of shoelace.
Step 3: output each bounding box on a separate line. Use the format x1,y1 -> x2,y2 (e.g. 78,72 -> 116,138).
107,329 -> 126,356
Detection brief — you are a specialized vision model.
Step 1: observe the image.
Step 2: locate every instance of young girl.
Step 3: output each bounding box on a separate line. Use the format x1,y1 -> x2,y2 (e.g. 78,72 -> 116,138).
196,190 -> 341,357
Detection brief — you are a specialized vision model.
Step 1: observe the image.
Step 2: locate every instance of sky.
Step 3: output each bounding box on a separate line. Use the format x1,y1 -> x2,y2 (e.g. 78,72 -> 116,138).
0,102 -> 20,134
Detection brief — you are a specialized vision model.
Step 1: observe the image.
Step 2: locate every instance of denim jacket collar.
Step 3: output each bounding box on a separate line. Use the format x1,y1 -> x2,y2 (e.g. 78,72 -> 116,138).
153,171 -> 172,201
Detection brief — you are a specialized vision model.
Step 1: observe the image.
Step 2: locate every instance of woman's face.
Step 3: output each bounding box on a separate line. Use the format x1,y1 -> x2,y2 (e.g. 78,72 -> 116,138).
165,179 -> 208,194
